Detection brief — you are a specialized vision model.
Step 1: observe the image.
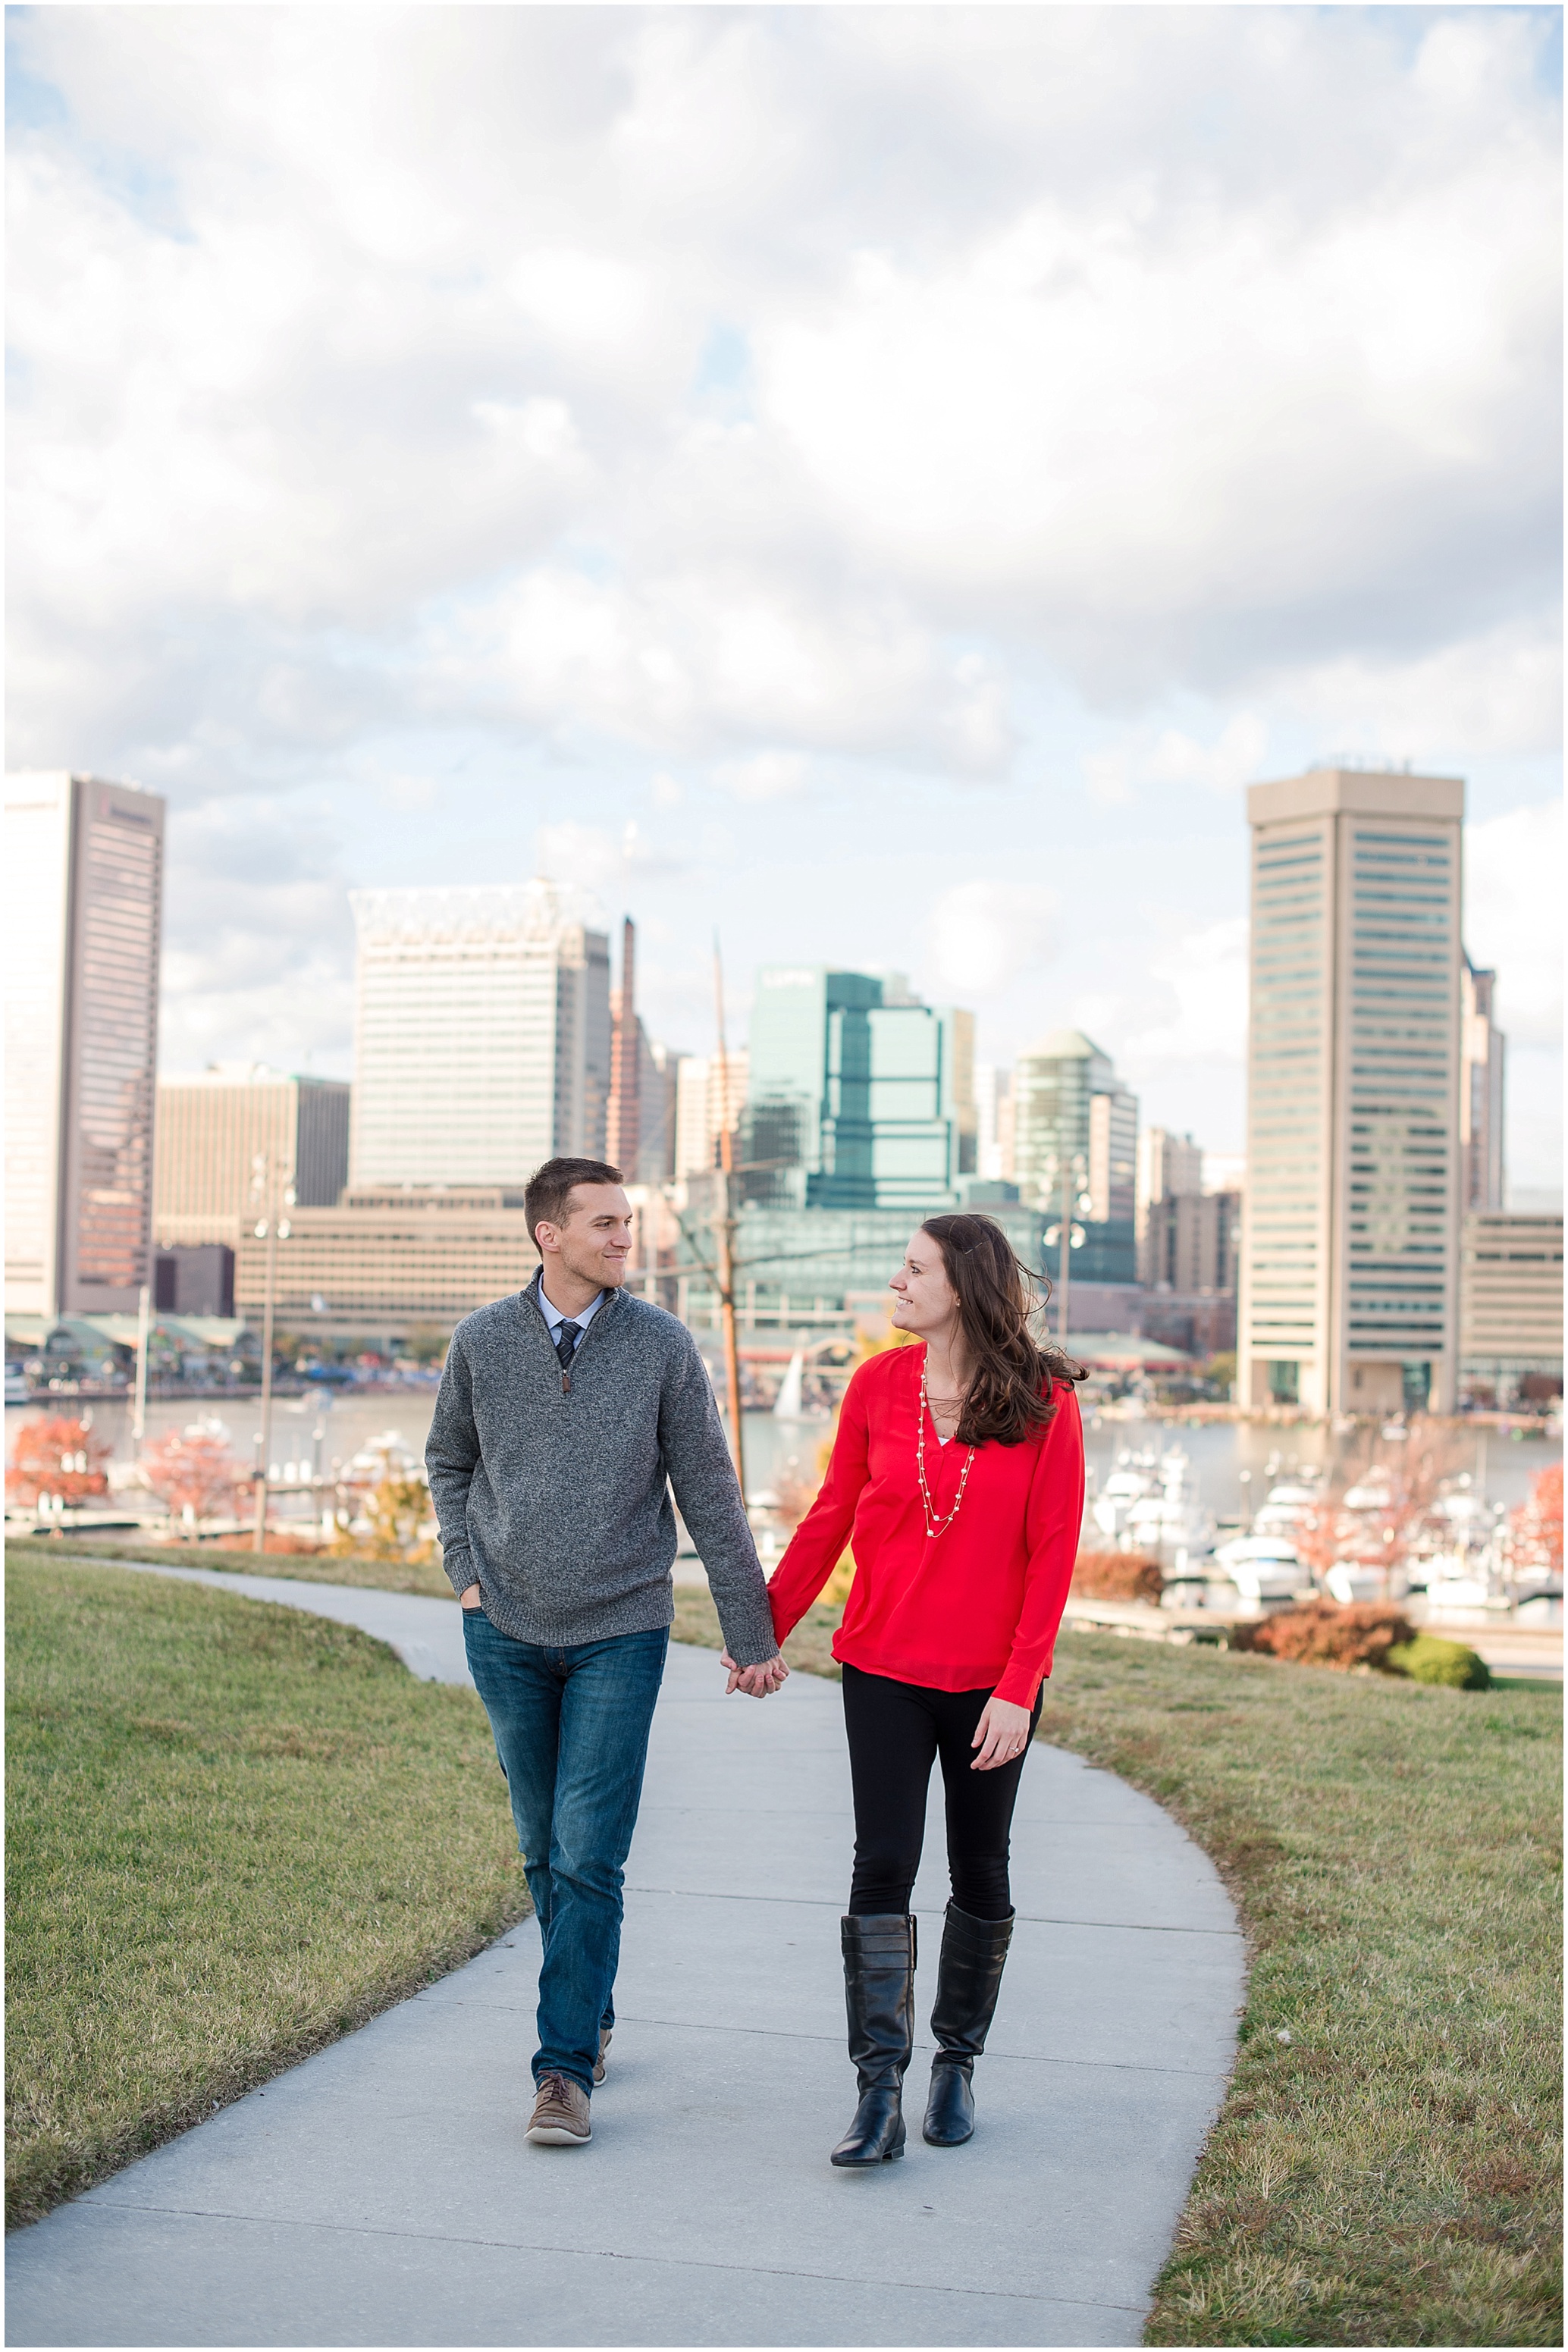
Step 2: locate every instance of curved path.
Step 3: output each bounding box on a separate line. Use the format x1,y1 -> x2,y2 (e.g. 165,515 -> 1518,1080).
8,1566 -> 1245,2348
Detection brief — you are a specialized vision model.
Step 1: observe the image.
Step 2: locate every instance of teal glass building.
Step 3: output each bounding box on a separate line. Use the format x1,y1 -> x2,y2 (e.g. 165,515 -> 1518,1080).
742,967 -> 976,1211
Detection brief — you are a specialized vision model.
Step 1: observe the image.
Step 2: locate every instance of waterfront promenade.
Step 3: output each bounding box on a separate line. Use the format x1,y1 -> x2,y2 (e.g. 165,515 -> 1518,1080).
7,1570 -> 1243,2347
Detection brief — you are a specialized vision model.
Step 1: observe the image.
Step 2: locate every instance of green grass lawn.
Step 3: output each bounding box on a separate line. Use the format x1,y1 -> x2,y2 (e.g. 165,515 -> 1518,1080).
676,1589 -> 1563,2350
5,1554 -> 525,2228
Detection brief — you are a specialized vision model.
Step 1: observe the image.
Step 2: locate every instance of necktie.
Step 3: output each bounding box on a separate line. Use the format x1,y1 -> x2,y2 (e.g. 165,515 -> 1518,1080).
554,1320 -> 582,1375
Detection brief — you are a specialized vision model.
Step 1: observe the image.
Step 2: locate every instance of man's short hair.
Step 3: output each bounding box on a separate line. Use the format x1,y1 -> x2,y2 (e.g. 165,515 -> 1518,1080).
525,1157 -> 625,1253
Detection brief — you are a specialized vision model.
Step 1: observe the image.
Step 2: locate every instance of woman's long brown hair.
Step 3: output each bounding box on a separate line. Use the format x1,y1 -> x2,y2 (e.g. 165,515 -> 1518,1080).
917,1212 -> 1084,1446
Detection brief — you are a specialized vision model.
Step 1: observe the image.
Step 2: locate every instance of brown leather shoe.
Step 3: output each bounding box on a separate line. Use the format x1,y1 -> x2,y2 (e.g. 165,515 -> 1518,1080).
526,2071 -> 591,2146
594,2026 -> 612,2086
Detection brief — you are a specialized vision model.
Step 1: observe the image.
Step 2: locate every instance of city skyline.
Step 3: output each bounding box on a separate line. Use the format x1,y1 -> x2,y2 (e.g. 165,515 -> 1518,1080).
6,8 -> 1560,1195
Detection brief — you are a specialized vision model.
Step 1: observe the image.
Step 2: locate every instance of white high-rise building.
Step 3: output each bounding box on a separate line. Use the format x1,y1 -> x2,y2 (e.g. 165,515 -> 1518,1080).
5,770 -> 165,1318
975,1065 -> 1014,1183
675,1052 -> 748,1180
1238,767 -> 1465,1416
348,884 -> 610,1189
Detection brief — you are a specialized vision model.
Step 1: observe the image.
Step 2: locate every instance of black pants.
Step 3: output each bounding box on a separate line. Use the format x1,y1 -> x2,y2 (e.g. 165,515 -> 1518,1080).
841,1661 -> 1043,1921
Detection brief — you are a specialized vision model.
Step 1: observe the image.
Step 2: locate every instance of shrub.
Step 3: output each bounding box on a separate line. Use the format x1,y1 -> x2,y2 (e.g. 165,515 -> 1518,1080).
1386,1633 -> 1491,1691
1071,1550 -> 1164,1603
1231,1598 -> 1413,1670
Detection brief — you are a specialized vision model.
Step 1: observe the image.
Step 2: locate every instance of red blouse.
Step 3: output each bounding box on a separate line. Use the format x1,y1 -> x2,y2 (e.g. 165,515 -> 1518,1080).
766,1344 -> 1085,1708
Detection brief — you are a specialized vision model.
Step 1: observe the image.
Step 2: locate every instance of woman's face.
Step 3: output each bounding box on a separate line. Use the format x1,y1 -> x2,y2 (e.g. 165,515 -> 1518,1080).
889,1228 -> 959,1338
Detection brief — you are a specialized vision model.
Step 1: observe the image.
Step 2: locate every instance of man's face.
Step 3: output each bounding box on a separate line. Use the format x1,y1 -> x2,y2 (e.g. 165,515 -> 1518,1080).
537,1183 -> 635,1289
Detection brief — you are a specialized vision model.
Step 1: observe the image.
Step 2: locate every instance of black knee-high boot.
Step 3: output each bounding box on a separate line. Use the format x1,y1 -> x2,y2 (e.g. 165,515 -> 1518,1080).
830,1913 -> 916,2167
923,1902 -> 1014,2147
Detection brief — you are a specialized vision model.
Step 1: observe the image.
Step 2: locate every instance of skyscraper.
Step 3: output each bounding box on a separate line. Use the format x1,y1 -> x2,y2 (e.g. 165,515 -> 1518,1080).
1136,1127 -> 1204,1282
1460,954 -> 1506,1213
744,967 -> 974,1210
607,917 -> 640,1175
674,1052 -> 748,1180
1011,1030 -> 1137,1283
5,770 -> 165,1318
1237,767 -> 1465,1415
155,1065 -> 350,1247
348,883 -> 610,1188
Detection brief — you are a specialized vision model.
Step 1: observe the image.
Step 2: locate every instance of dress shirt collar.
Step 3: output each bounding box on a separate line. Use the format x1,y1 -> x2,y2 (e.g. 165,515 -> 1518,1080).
535,1277 -> 606,1336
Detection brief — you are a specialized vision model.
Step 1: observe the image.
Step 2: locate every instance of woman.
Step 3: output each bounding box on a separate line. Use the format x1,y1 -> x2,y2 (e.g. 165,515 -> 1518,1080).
766,1212 -> 1084,2167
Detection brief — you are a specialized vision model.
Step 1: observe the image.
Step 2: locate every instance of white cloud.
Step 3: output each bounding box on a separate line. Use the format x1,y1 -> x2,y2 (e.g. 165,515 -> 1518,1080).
929,880 -> 1057,999
1464,801 -> 1563,1049
1121,918 -> 1251,1068
3,3 -> 1557,1126
713,751 -> 811,803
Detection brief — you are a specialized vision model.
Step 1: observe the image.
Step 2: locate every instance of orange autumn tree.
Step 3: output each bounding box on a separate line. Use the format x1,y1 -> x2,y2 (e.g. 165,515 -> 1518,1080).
141,1426 -> 244,1535
6,1415 -> 111,1507
1511,1463 -> 1563,1579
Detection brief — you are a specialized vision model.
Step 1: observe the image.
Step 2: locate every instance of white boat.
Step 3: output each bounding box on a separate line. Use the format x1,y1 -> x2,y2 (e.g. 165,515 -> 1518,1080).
1122,1447 -> 1216,1560
773,1351 -> 806,1419
1090,1450 -> 1159,1542
1342,1478 -> 1393,1513
1213,1534 -> 1305,1604
1327,1560 -> 1407,1605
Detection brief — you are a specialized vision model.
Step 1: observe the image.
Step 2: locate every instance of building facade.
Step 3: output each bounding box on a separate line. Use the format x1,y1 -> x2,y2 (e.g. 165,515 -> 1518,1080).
1458,1212 -> 1563,1405
1238,767 -> 1466,1415
155,1065 -> 350,1247
1012,1030 -> 1137,1285
1136,1127 -> 1203,1282
744,967 -> 976,1211
975,1064 -> 1014,1183
1142,1190 -> 1242,1298
5,770 -> 165,1318
348,883 -> 610,1188
231,1187 -> 539,1338
1460,955 -> 1506,1213
674,1051 -> 748,1180
676,1199 -> 1047,1323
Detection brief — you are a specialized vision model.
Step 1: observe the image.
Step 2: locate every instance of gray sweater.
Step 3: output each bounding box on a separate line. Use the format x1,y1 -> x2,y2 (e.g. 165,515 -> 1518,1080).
425,1272 -> 778,1666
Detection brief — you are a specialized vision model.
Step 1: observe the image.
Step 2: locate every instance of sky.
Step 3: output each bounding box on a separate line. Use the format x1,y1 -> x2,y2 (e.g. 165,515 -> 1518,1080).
6,2 -> 1563,1192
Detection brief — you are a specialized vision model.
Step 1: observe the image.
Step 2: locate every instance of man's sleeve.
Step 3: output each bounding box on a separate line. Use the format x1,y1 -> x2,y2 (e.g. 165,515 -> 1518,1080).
659,1331 -> 778,1667
425,1333 -> 480,1598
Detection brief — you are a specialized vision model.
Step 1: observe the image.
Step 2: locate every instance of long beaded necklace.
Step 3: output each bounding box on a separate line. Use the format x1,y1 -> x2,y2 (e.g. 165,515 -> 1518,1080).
917,1367 -> 977,1538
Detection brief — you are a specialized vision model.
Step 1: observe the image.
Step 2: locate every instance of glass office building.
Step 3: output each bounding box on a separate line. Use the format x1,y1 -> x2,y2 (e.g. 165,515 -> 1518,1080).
1238,768 -> 1466,1414
4,770 -> 165,1317
742,967 -> 975,1211
1011,1030 -> 1137,1284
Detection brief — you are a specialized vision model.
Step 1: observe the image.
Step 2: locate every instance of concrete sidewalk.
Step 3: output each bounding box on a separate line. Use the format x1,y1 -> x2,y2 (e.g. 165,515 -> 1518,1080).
8,1573 -> 1245,2348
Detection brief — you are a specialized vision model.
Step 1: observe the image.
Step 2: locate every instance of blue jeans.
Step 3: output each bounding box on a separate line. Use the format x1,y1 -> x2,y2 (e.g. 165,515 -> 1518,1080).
462,1609 -> 669,2093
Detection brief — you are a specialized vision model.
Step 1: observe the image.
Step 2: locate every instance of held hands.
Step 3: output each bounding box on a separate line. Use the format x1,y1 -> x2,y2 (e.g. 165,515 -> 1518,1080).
722,1649 -> 789,1698
971,1694 -> 1033,1770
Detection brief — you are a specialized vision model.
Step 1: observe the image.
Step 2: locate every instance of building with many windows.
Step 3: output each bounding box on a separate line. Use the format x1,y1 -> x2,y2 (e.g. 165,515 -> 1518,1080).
348,883 -> 610,1188
155,1065 -> 350,1247
1135,1127 -> 1204,1283
1238,767 -> 1466,1415
1011,1030 -> 1137,1285
1460,955 -> 1507,1214
742,968 -> 975,1211
5,770 -> 165,1318
1458,1211 -> 1563,1406
674,1051 -> 746,1179
231,1187 -> 539,1341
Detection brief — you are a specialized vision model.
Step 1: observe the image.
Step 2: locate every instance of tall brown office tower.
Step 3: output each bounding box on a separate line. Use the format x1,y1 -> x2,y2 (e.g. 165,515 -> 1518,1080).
5,770 -> 166,1317
607,917 -> 641,1175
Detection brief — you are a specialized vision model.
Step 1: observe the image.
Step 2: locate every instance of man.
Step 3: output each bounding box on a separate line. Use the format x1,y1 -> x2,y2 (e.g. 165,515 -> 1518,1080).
426,1155 -> 787,2149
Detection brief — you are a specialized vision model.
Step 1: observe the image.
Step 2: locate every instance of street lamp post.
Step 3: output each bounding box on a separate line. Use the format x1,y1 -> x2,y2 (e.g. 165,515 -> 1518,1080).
250,1154 -> 295,1554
